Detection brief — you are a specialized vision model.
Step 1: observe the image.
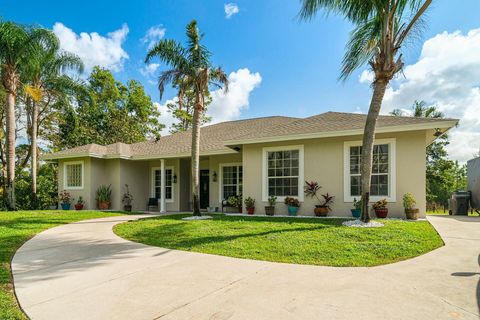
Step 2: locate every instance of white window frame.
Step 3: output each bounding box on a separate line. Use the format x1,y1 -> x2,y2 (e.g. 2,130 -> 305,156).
343,138 -> 396,203
219,163 -> 243,202
151,166 -> 174,203
262,145 -> 304,202
63,160 -> 84,190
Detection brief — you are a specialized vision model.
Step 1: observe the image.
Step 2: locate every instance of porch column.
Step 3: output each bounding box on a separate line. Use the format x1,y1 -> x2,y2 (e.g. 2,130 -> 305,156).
160,159 -> 166,213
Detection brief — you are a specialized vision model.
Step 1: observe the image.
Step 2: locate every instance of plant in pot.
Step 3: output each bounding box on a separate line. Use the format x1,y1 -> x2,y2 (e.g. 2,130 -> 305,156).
403,193 -> 419,220
227,194 -> 242,213
244,197 -> 255,215
372,199 -> 388,218
122,184 -> 133,212
284,197 -> 300,216
96,184 -> 112,210
265,195 -> 277,216
351,198 -> 362,218
304,181 -> 334,217
59,190 -> 72,210
74,196 -> 85,210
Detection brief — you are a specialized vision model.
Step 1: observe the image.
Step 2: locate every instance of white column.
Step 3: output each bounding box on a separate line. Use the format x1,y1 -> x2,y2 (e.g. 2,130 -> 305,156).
160,159 -> 166,213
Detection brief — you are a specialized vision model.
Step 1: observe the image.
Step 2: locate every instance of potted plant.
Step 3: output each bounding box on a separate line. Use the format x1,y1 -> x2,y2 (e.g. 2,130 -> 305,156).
227,194 -> 242,213
304,181 -> 334,217
403,193 -> 419,220
351,198 -> 362,218
122,184 -> 133,212
59,190 -> 72,210
74,196 -> 85,210
284,197 -> 300,216
372,199 -> 388,218
265,195 -> 277,216
244,197 -> 255,215
96,184 -> 112,210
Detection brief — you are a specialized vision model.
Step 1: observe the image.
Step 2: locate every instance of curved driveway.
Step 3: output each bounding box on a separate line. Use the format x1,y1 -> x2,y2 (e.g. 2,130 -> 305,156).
12,215 -> 480,320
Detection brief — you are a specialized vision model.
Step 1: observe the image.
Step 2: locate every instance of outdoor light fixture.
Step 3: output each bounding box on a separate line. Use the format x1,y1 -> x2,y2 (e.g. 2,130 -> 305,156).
213,171 -> 217,182
173,173 -> 177,184
434,128 -> 443,137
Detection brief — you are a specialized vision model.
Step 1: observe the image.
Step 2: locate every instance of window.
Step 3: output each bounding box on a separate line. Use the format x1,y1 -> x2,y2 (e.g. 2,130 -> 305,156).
220,164 -> 242,200
344,139 -> 396,202
152,167 -> 173,202
262,145 -> 304,201
64,161 -> 83,189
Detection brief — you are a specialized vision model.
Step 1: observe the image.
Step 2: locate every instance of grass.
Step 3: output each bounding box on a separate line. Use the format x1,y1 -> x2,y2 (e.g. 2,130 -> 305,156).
0,210 -> 127,320
114,214 -> 444,268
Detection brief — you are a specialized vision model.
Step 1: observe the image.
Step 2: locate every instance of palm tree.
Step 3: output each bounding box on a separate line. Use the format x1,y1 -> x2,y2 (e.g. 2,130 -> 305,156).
300,0 -> 432,222
0,21 -> 57,210
145,20 -> 228,216
23,39 -> 84,208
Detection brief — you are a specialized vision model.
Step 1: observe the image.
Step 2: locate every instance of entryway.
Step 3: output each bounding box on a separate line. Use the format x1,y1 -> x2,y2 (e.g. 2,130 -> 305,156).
200,169 -> 210,209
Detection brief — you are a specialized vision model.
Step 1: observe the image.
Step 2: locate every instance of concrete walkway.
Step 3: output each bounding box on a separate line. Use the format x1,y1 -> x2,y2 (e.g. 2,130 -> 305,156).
12,215 -> 480,320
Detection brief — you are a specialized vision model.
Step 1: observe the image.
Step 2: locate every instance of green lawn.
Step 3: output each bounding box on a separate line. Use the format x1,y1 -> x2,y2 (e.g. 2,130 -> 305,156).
0,210 -> 127,320
114,214 -> 444,268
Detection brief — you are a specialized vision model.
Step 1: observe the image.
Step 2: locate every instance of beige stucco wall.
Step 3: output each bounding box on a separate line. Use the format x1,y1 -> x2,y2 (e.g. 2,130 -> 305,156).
242,131 -> 427,218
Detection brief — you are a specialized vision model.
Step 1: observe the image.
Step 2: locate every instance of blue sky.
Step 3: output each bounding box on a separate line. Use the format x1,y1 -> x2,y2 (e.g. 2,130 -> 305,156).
2,0 -> 480,161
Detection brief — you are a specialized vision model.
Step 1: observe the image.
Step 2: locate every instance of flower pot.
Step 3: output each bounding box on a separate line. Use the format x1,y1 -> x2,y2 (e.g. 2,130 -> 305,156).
246,207 -> 255,215
375,208 -> 388,218
265,206 -> 275,216
61,203 -> 71,210
287,206 -> 299,216
314,206 -> 329,217
98,201 -> 110,210
405,208 -> 419,220
351,208 -> 361,218
124,205 -> 132,212
74,204 -> 84,211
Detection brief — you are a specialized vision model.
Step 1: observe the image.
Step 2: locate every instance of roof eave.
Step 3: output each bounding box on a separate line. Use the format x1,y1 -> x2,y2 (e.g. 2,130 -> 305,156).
224,120 -> 459,146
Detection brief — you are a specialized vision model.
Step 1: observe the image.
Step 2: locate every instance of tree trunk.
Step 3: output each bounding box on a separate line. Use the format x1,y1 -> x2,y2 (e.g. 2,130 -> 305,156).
31,100 -> 38,209
191,96 -> 202,216
5,90 -> 16,210
360,79 -> 388,222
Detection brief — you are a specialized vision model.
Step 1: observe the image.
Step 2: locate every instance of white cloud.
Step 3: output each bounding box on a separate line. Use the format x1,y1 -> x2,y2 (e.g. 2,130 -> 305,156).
156,68 -> 262,134
224,3 -> 239,19
53,22 -> 129,72
361,28 -> 480,163
140,63 -> 160,77
207,68 -> 262,123
359,70 -> 374,84
142,25 -> 166,49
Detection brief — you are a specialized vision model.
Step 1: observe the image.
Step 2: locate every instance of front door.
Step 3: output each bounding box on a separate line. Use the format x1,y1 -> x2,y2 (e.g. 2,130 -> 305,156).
200,170 -> 210,209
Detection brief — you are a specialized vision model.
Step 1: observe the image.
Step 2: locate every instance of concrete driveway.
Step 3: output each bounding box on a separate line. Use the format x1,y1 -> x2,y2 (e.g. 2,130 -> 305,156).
12,214 -> 480,320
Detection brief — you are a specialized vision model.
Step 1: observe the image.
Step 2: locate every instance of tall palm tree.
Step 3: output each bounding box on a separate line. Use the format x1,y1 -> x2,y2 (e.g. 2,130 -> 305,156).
300,0 -> 432,222
0,21 -> 57,210
145,20 -> 228,216
23,40 -> 84,208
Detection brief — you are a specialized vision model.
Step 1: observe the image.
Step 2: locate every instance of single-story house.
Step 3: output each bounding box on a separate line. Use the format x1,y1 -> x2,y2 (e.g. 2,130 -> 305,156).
43,111 -> 457,217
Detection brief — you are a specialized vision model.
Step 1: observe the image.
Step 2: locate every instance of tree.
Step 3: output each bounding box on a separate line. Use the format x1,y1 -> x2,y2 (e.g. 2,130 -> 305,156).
0,21 -> 57,210
22,35 -> 84,208
146,20 -> 228,215
166,83 -> 212,133
300,0 -> 432,222
56,67 -> 164,149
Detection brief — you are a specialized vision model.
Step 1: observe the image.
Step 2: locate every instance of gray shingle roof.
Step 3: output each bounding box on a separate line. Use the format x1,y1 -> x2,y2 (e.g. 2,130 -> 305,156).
43,112 -> 457,160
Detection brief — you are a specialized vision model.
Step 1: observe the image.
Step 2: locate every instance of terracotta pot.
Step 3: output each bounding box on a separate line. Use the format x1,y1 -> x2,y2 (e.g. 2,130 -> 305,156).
98,201 -> 110,210
265,206 -> 275,216
405,208 -> 419,220
74,204 -> 84,211
124,205 -> 132,212
314,206 -> 329,217
375,208 -> 388,218
246,207 -> 255,215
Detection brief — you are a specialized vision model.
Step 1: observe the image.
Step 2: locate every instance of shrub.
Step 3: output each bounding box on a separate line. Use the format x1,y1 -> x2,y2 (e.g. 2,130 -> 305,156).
59,190 -> 72,204
284,197 -> 300,208
372,199 -> 388,210
244,196 -> 255,208
227,194 -> 242,208
96,185 -> 112,203
353,198 -> 362,210
267,195 -> 277,207
403,193 -> 416,209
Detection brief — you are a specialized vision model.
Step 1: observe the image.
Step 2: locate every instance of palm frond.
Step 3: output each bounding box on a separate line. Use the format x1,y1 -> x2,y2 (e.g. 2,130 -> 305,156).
145,39 -> 188,69
209,67 -> 229,93
157,69 -> 185,99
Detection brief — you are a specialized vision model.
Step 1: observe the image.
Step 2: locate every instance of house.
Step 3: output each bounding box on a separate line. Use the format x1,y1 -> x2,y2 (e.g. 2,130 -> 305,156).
43,112 -> 457,217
